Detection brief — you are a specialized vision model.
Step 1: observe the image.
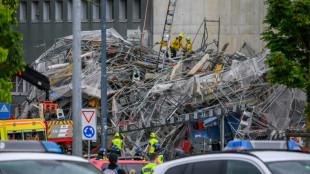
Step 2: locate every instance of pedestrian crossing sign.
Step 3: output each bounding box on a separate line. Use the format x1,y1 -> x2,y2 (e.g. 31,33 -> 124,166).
0,103 -> 10,118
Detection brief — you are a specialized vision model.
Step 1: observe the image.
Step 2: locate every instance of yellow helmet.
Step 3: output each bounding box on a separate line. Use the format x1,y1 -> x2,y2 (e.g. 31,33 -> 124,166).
115,132 -> 119,137
186,37 -> 190,41
179,33 -> 184,38
150,132 -> 155,138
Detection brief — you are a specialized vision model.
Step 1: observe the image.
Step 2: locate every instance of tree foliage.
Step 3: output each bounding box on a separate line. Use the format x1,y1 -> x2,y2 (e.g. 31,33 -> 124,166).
261,0 -> 310,125
0,0 -> 25,103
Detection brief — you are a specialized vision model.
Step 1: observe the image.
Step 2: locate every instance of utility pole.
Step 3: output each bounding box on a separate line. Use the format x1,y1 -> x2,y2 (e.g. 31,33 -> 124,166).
101,0 -> 108,151
72,0 -> 82,157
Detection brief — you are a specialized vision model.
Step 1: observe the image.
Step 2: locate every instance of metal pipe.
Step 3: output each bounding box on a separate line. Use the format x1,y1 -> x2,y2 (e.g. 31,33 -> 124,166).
72,0 -> 82,157
220,114 -> 225,151
101,0 -> 108,152
217,17 -> 220,52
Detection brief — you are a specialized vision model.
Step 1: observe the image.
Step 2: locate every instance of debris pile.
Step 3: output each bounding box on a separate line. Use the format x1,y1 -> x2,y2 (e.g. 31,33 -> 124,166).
18,28 -> 306,157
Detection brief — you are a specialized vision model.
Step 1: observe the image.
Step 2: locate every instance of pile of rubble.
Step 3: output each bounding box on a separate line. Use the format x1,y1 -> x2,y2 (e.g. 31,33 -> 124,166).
18,28 -> 306,157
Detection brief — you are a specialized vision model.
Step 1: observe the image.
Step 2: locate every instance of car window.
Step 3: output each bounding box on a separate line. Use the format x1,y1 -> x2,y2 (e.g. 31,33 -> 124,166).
123,163 -> 146,173
226,160 -> 262,174
0,160 -> 102,174
165,163 -> 191,174
191,160 -> 225,174
267,161 -> 310,174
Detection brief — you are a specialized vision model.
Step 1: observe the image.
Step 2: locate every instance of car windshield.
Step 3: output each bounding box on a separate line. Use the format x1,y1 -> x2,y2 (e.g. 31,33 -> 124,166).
267,161 -> 310,174
0,160 -> 102,174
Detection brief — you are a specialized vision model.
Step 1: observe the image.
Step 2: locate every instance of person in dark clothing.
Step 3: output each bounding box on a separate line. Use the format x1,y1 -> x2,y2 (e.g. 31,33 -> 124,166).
102,153 -> 126,174
96,148 -> 108,160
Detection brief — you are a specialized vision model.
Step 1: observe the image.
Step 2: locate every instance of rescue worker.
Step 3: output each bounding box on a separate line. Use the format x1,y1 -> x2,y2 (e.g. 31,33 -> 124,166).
33,133 -> 39,140
97,148 -> 108,160
153,143 -> 164,164
183,37 -> 192,54
147,132 -> 158,154
170,33 -> 185,58
111,132 -> 123,156
111,145 -> 120,156
155,40 -> 168,57
135,147 -> 143,157
25,133 -> 31,140
141,152 -> 159,174
102,153 -> 126,174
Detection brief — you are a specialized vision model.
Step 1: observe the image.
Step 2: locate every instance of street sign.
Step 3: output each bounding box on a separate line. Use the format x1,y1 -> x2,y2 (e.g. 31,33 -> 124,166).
82,108 -> 97,141
0,103 -> 10,119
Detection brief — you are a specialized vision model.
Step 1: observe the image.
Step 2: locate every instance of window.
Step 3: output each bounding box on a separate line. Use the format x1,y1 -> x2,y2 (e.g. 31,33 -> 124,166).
43,1 -> 51,21
226,160 -> 262,174
92,0 -> 100,21
165,164 -> 190,174
106,0 -> 114,20
11,76 -> 29,95
191,160 -> 225,174
31,1 -> 39,22
67,0 -> 72,21
55,1 -> 63,21
20,1 -> 27,22
132,0 -> 140,21
81,0 -> 87,21
119,0 -> 127,21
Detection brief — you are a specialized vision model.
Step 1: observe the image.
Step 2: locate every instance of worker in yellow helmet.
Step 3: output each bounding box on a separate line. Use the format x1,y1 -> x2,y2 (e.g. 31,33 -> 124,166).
155,40 -> 168,57
147,132 -> 158,154
170,33 -> 185,58
111,132 -> 123,156
183,37 -> 192,54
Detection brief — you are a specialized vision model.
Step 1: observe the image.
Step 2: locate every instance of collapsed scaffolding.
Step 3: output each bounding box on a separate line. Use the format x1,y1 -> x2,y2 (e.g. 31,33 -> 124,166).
17,28 -> 307,158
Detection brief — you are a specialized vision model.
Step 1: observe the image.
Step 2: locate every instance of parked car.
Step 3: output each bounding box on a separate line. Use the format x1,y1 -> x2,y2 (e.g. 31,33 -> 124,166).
152,151 -> 310,174
0,140 -> 102,174
90,156 -> 149,173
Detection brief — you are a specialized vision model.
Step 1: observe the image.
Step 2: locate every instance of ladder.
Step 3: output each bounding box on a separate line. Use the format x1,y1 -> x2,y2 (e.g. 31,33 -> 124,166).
156,0 -> 178,70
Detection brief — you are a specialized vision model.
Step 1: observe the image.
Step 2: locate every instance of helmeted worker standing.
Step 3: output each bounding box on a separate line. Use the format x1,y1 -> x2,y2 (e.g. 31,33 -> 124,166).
141,152 -> 159,174
153,143 -> 164,164
155,40 -> 168,57
170,33 -> 185,58
183,37 -> 192,53
112,132 -> 123,156
147,132 -> 158,154
97,148 -> 108,160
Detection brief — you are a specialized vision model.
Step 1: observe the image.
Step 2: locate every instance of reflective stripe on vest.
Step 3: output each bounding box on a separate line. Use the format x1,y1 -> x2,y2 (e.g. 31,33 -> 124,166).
148,138 -> 158,153
141,162 -> 157,174
158,154 -> 164,164
112,138 -> 122,151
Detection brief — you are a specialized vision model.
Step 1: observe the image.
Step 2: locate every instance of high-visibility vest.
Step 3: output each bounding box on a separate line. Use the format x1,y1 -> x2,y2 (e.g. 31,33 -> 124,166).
158,154 -> 164,164
141,162 -> 157,174
184,41 -> 192,53
170,37 -> 184,50
148,138 -> 158,153
99,156 -> 108,160
112,138 -> 123,151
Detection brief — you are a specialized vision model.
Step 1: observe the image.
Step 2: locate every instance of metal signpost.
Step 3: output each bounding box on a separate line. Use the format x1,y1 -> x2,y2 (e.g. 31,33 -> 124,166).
0,103 -> 10,119
82,108 -> 97,159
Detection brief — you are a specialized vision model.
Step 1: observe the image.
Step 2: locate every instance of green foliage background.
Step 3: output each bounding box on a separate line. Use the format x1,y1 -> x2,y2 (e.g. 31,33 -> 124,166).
0,0 -> 25,103
261,0 -> 310,123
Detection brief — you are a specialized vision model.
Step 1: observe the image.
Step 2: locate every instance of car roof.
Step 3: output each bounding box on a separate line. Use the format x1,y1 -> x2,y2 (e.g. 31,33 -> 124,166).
0,152 -> 88,162
249,151 -> 310,162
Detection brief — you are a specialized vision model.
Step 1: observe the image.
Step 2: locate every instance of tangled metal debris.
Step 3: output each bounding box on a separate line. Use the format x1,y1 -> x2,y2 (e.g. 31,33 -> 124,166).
18,28 -> 306,158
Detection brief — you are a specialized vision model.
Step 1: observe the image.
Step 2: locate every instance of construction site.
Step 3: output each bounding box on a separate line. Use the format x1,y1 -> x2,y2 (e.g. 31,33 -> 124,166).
4,0 -> 307,160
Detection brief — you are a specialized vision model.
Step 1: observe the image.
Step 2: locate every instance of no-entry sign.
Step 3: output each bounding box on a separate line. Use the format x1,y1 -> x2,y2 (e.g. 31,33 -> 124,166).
82,108 -> 97,141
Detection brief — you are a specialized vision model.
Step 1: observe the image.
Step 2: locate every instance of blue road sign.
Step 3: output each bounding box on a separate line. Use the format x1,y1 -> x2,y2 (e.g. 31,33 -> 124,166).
0,103 -> 10,119
83,126 -> 95,138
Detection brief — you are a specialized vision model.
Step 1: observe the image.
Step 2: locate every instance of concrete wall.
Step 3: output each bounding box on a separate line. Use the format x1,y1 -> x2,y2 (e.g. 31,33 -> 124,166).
153,0 -> 267,54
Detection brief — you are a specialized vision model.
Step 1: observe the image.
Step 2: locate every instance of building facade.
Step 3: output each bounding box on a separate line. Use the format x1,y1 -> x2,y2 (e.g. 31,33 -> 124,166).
12,0 -> 153,113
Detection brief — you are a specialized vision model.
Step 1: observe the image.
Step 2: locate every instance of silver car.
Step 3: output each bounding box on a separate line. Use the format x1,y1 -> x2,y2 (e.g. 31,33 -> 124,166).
153,151 -> 310,174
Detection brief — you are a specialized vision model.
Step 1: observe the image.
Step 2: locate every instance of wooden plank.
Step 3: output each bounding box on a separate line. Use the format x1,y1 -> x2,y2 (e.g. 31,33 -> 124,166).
187,54 -> 209,76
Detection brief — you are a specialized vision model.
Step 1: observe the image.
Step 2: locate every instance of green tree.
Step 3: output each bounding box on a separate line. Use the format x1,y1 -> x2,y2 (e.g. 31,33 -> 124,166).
0,0 -> 25,103
261,0 -> 310,128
